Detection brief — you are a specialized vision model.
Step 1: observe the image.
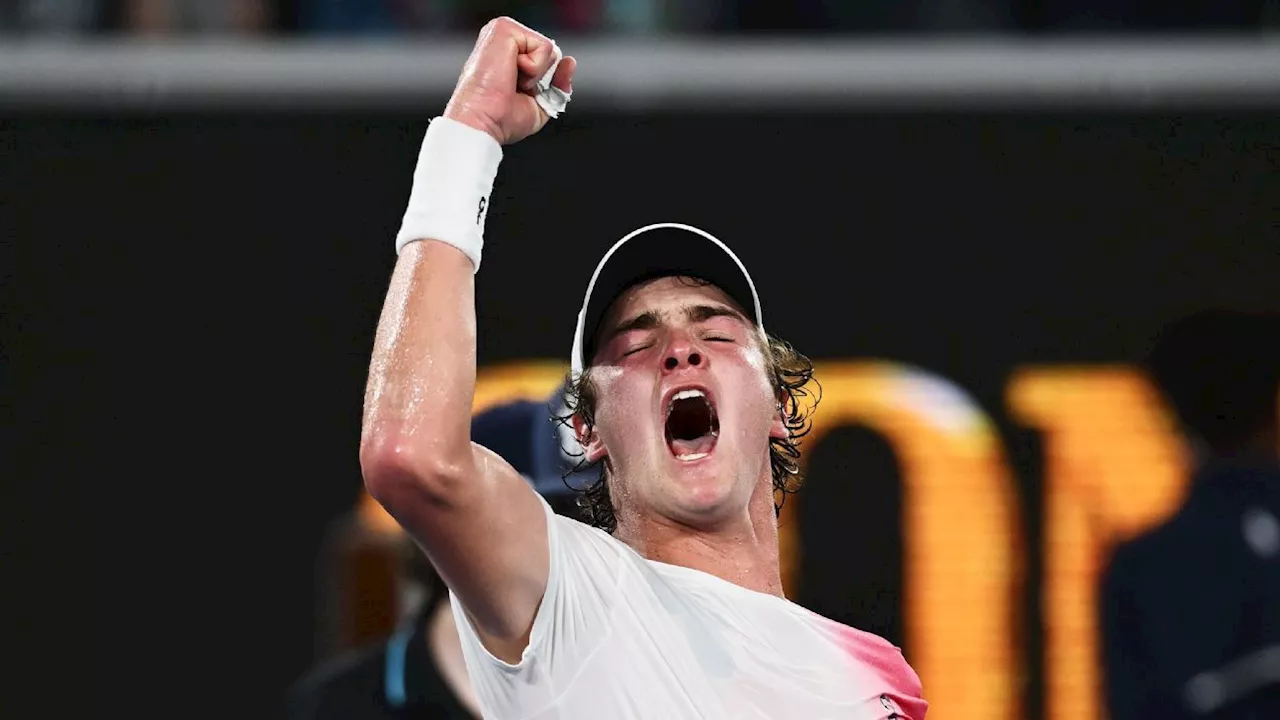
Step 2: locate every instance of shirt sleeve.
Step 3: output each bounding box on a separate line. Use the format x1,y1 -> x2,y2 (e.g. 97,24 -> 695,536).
450,493 -> 627,717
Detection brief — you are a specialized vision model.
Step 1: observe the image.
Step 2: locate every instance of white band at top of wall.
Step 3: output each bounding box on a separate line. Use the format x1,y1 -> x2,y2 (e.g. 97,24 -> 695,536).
1,38 -> 1278,109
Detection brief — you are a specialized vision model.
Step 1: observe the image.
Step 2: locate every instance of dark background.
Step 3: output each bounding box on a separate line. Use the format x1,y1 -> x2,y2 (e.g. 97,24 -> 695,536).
4,109 -> 1279,717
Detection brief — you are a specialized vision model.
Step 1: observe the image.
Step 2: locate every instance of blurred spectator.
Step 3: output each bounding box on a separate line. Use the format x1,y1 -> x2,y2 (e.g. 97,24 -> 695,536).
602,0 -> 660,33
826,0 -> 1014,32
120,0 -> 273,34
703,0 -> 1016,33
288,387 -> 597,719
1031,0 -> 1274,31
294,0 -> 453,35
3,0 -> 1277,35
1100,309 -> 1280,719
291,0 -> 666,36
0,0 -> 107,34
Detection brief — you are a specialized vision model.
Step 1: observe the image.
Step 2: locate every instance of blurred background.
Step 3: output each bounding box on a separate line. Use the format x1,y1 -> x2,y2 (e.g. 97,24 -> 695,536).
2,0 -> 1280,35
3,1 -> 1280,719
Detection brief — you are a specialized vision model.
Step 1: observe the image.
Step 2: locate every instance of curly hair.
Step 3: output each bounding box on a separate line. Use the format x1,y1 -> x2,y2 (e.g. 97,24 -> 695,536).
556,331 -> 820,534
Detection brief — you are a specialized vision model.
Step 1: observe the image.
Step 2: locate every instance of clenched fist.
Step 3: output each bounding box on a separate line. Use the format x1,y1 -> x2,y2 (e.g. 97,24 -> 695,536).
444,17 -> 577,146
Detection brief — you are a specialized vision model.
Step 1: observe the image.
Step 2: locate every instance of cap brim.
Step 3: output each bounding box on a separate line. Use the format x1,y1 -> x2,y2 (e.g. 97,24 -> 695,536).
571,223 -> 763,374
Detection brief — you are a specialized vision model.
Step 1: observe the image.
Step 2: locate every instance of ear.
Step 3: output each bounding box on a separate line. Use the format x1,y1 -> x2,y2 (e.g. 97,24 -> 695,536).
768,393 -> 790,440
572,412 -> 608,463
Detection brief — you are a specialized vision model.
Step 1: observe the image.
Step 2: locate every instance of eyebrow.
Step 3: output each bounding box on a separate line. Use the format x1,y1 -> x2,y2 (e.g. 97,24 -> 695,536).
603,304 -> 748,346
684,304 -> 747,325
605,310 -> 663,343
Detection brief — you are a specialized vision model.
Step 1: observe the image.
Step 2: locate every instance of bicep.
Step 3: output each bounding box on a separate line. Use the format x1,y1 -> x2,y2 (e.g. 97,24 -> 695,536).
382,441 -> 550,655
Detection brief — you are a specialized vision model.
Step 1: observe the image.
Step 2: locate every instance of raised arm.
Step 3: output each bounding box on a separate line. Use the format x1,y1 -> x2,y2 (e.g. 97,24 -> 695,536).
359,17 -> 576,662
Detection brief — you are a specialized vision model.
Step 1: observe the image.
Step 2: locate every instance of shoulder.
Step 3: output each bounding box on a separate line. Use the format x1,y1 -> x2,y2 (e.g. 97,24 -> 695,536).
544,502 -> 635,584
1104,499 -> 1205,588
1114,464 -> 1280,570
817,619 -> 929,719
839,625 -> 922,697
547,505 -> 620,549
793,604 -> 926,712
792,607 -> 925,701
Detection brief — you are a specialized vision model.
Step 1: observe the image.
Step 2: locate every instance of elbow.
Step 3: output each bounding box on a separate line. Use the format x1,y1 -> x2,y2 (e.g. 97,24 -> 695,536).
360,429 -> 469,508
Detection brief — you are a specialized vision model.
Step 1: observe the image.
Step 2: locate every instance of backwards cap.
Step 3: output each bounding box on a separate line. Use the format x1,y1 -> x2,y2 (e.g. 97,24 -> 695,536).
569,223 -> 763,376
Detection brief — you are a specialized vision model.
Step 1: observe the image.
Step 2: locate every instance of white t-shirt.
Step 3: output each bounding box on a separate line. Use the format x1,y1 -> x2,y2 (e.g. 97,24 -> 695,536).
452,496 -> 928,719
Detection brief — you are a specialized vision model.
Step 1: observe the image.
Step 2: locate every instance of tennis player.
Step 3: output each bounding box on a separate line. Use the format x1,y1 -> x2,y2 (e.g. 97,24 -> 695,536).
361,17 -> 927,719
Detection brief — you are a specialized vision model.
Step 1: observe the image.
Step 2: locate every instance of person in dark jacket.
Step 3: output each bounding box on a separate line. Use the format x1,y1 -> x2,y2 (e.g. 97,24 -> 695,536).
1100,309 -> 1280,720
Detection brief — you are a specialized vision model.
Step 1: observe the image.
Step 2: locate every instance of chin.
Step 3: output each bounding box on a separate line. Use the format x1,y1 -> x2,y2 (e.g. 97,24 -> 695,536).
663,454 -> 744,520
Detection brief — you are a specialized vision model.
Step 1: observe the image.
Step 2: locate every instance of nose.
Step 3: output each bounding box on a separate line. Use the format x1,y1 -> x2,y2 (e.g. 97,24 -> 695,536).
663,332 -> 704,372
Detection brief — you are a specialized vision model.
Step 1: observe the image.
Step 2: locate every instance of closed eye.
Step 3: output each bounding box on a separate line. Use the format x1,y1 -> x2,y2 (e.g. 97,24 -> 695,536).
704,335 -> 735,343
623,343 -> 653,357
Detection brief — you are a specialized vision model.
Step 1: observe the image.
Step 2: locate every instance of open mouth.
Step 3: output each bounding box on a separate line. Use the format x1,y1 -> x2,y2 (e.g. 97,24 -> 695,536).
665,388 -> 719,461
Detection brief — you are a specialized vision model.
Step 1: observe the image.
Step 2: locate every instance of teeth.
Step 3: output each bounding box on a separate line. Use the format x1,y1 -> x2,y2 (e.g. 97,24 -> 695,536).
676,452 -> 709,461
668,389 -> 709,418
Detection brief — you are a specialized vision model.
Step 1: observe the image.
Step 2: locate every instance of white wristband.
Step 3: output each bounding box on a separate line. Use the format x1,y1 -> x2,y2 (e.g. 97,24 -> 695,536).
394,117 -> 503,271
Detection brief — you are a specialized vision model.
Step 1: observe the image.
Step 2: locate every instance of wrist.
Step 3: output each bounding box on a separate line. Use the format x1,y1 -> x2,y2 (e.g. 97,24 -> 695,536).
393,117 -> 504,271
443,104 -> 504,147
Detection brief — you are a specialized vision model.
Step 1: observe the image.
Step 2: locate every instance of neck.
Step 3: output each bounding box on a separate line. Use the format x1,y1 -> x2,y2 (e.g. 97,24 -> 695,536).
615,477 -> 785,597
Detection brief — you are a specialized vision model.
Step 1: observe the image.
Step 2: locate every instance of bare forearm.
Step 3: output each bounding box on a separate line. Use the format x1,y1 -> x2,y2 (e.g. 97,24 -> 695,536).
361,241 -> 477,481
356,18 -> 574,652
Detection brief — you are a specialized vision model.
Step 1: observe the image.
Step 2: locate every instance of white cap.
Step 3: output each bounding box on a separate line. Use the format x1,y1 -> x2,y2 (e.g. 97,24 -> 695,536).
569,223 -> 764,376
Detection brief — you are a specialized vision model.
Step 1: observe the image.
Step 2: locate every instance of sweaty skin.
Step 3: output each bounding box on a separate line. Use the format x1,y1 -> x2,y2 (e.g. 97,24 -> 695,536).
578,277 -> 789,597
